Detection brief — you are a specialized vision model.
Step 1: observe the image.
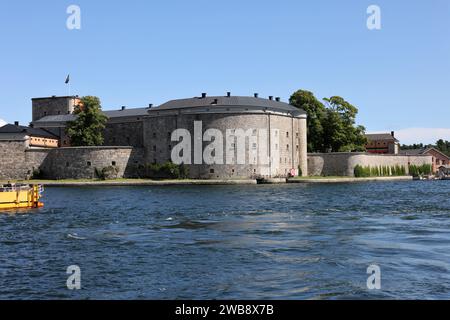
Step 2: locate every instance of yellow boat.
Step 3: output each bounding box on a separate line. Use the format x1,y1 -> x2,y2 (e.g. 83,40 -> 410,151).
0,184 -> 44,210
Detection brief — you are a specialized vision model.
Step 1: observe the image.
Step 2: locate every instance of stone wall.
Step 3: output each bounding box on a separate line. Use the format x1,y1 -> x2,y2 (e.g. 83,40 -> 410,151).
143,112 -> 307,179
32,96 -> 78,121
308,152 -> 433,177
0,140 -> 30,180
103,121 -> 144,147
0,143 -> 144,180
40,147 -> 141,180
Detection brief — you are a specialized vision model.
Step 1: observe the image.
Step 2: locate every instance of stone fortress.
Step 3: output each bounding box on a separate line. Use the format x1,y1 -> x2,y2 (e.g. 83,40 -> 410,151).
0,93 -> 433,181
0,93 -> 309,180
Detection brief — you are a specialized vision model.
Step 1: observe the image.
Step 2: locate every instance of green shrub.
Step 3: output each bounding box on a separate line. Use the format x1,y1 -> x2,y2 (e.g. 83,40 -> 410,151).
355,164 -> 408,178
409,164 -> 432,177
96,166 -> 120,180
143,162 -> 189,179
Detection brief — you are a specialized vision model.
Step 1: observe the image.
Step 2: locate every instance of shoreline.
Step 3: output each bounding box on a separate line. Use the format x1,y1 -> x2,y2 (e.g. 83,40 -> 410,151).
0,176 -> 425,187
287,176 -> 415,184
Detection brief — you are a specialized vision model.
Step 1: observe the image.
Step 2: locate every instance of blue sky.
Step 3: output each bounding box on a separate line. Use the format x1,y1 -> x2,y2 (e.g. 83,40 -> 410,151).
0,0 -> 449,143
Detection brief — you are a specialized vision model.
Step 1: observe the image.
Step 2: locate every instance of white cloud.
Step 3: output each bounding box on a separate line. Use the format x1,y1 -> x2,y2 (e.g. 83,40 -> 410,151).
393,128 -> 450,145
0,119 -> 6,128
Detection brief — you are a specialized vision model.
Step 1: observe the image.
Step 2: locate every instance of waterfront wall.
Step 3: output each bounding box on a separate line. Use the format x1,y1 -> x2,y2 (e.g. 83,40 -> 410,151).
308,152 -> 433,177
0,141 -> 145,180
40,147 -> 135,179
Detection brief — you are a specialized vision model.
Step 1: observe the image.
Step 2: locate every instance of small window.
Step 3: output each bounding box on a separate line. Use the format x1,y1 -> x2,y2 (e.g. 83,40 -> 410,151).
252,143 -> 257,149
153,145 -> 157,151
168,132 -> 171,138
153,132 -> 157,138
87,161 -> 92,167
296,145 -> 299,151
296,132 -> 299,137
112,161 -> 116,166
210,169 -> 215,174
253,129 -> 257,135
287,144 -> 290,151
66,162 -> 69,167
286,132 -> 289,138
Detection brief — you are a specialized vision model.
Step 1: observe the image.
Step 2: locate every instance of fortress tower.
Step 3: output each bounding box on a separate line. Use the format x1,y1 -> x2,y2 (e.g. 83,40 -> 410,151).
32,96 -> 80,122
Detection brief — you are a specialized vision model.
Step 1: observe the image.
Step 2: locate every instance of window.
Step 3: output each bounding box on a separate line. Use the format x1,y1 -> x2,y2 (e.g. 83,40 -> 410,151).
296,145 -> 299,151
153,145 -> 157,151
66,162 -> 69,167
286,132 -> 289,138
153,132 -> 157,138
112,161 -> 116,166
252,143 -> 257,149
168,132 -> 171,138
87,161 -> 92,167
296,132 -> 299,138
210,169 -> 215,174
286,144 -> 290,151
253,129 -> 257,135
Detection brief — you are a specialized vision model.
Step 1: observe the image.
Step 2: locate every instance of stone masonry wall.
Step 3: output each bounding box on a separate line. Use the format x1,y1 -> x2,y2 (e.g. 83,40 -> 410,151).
40,147 -> 138,179
143,112 -> 307,179
308,152 -> 433,177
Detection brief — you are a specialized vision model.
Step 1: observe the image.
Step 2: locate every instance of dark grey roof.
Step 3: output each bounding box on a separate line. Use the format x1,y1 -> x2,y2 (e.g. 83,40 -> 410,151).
153,96 -> 306,115
365,133 -> 399,142
0,124 -> 58,139
399,147 -> 450,159
33,107 -> 150,123
104,107 -> 149,118
398,148 -> 425,156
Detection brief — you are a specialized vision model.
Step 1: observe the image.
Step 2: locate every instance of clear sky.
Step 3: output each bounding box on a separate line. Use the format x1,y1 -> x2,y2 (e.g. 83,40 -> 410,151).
1,0 -> 449,144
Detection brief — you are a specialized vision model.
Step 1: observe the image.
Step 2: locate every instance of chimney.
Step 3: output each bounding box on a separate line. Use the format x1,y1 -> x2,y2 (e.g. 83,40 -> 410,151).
226,92 -> 231,97
148,103 -> 153,108
391,131 -> 395,137
201,93 -> 207,98
121,106 -> 126,111
254,93 -> 259,98
14,121 -> 19,126
269,96 -> 273,101
275,97 -> 281,102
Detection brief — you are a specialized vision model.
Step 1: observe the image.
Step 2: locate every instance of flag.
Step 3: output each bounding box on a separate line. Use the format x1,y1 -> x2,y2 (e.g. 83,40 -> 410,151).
65,74 -> 70,84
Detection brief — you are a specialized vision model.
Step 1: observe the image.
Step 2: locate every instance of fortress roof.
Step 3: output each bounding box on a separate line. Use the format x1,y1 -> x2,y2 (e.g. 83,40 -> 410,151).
153,96 -> 306,116
0,124 -> 58,139
33,107 -> 150,124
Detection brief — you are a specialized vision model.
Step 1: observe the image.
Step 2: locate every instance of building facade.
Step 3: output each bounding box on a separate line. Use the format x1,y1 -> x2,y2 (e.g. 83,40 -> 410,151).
365,132 -> 400,154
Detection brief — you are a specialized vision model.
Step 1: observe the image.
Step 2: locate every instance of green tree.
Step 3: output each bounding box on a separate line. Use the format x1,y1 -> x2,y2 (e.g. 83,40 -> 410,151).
436,139 -> 450,156
289,90 -> 326,152
322,96 -> 368,152
66,96 -> 108,146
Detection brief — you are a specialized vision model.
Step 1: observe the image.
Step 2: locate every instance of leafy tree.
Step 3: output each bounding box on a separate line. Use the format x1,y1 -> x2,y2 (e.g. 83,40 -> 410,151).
436,139 -> 450,156
66,96 -> 108,146
290,90 -> 367,152
289,90 -> 326,152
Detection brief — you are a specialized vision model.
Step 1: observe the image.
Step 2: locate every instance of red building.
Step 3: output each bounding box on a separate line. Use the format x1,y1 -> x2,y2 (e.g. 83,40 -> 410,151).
365,132 -> 399,154
400,147 -> 450,173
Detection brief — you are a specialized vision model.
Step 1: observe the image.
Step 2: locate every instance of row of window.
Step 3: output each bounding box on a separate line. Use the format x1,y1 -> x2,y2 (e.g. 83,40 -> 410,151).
65,161 -> 117,167
151,131 -> 301,139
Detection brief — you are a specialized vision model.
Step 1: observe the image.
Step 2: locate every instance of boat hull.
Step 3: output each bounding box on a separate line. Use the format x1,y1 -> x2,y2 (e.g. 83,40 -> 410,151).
0,185 -> 44,210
